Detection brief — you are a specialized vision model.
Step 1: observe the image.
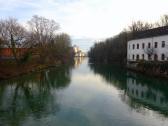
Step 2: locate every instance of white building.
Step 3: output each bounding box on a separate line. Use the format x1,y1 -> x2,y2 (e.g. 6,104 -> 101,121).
127,26 -> 168,62
73,45 -> 86,57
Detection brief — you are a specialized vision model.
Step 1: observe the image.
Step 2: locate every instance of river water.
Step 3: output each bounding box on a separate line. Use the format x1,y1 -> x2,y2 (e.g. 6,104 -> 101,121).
0,58 -> 168,126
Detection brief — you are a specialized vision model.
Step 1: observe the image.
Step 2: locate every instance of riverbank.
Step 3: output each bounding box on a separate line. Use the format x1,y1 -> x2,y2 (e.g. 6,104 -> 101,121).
127,61 -> 168,79
0,60 -> 62,80
89,59 -> 168,79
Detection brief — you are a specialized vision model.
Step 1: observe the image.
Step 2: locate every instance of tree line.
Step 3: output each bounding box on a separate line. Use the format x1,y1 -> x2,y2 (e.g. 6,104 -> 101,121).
88,15 -> 168,65
0,15 -> 72,65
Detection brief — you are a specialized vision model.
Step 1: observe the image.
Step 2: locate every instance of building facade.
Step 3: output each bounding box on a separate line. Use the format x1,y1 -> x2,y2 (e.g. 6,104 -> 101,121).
127,26 -> 168,62
73,45 -> 86,57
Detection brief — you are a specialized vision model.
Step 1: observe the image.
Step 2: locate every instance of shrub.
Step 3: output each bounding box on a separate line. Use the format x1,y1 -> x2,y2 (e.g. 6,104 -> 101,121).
20,52 -> 32,64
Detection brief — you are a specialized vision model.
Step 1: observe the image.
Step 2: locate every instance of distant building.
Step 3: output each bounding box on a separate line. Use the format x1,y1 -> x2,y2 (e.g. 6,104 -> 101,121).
73,45 -> 86,57
127,26 -> 168,62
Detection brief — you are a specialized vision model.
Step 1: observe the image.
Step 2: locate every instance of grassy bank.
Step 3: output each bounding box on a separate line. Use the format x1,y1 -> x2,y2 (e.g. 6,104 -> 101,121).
0,60 -> 63,80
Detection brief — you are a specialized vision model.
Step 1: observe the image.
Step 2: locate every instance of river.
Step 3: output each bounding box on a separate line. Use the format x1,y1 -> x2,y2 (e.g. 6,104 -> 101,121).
0,58 -> 168,126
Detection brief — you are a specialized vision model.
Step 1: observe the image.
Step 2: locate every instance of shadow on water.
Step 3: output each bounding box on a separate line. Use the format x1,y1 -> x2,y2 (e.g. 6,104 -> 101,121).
0,64 -> 73,126
89,63 -> 168,117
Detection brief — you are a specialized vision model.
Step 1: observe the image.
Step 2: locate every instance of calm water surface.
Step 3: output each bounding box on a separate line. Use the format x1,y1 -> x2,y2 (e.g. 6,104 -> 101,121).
0,58 -> 168,126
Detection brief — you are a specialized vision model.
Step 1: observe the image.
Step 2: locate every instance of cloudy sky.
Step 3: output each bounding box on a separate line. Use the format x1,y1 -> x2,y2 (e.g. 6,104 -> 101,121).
0,0 -> 168,51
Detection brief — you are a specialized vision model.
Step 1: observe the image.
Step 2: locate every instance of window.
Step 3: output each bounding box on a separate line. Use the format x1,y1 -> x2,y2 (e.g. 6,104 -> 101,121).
154,42 -> 158,48
154,54 -> 158,61
136,54 -> 139,60
133,44 -> 135,49
142,43 -> 145,49
137,44 -> 139,49
142,54 -> 144,60
162,41 -> 165,48
148,54 -> 151,60
161,54 -> 165,61
132,55 -> 135,60
148,43 -> 151,48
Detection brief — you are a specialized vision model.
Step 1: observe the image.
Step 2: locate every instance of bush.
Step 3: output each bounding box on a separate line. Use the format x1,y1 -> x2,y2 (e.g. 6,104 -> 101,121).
137,61 -> 168,74
20,52 -> 32,64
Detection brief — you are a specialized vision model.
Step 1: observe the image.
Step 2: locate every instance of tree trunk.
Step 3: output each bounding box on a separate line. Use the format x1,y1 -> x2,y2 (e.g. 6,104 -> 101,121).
11,34 -> 19,64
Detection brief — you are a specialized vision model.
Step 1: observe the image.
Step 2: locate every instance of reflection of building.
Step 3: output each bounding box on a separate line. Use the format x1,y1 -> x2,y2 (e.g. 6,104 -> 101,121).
126,77 -> 168,109
73,45 -> 87,57
74,57 -> 85,68
127,26 -> 168,62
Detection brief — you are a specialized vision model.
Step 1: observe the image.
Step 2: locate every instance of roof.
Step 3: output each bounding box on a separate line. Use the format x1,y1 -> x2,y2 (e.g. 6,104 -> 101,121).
0,48 -> 28,57
131,26 -> 168,40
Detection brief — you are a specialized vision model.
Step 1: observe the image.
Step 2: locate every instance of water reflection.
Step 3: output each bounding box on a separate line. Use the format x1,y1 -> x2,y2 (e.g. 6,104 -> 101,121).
0,59 -> 168,126
125,73 -> 168,116
0,65 -> 72,126
73,57 -> 86,68
89,63 -> 168,116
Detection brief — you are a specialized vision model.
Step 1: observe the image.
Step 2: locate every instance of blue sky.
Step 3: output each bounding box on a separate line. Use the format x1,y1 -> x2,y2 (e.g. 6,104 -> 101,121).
1,0 -> 168,52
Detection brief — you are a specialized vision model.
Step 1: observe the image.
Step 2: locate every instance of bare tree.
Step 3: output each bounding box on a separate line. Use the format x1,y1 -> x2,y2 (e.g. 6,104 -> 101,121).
54,33 -> 71,48
156,15 -> 168,27
47,33 -> 72,61
0,38 -> 3,56
144,47 -> 156,61
27,15 -> 59,47
0,37 -> 3,47
128,21 -> 153,32
0,18 -> 26,63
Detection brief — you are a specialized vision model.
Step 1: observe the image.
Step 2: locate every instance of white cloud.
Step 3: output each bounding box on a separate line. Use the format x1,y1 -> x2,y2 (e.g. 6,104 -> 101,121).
0,0 -> 168,50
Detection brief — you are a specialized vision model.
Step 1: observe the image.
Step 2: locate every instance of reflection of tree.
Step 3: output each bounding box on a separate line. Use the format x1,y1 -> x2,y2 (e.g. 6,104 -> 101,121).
89,63 -> 168,117
89,63 -> 127,90
0,65 -> 72,126
46,66 -> 71,89
125,73 -> 168,116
